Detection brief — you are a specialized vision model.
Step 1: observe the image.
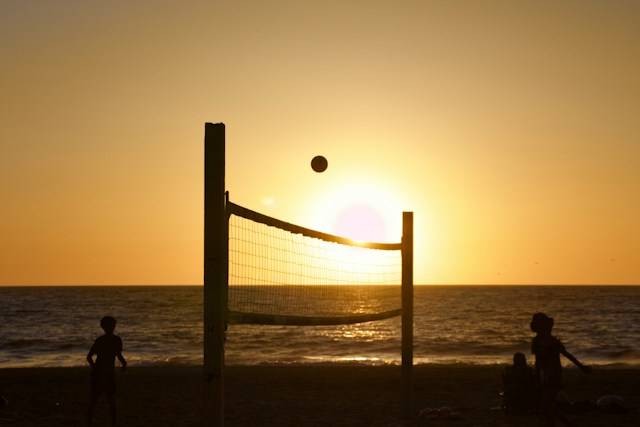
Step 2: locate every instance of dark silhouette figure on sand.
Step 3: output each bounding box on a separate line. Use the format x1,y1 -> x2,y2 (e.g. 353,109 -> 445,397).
87,316 -> 127,427
502,352 -> 535,414
530,312 -> 591,427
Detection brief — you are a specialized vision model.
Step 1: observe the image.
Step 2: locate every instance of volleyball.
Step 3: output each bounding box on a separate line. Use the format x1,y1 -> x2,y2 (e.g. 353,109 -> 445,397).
311,155 -> 328,173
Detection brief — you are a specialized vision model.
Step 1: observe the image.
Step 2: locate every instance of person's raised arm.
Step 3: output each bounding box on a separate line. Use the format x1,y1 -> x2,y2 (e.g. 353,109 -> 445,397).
561,348 -> 591,373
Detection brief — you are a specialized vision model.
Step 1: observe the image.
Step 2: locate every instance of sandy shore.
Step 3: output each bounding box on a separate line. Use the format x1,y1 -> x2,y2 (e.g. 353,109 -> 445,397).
1,365 -> 638,426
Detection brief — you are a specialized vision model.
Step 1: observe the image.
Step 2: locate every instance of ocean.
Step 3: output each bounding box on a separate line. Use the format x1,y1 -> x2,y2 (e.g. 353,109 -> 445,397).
1,286 -> 639,368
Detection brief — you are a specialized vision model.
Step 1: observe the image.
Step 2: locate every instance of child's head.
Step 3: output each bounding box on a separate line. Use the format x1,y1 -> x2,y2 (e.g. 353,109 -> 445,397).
100,316 -> 117,334
513,352 -> 527,368
530,312 -> 553,335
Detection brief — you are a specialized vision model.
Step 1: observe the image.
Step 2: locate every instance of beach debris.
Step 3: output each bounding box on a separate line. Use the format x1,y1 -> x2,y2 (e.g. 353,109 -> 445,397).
596,395 -> 628,414
418,406 -> 462,420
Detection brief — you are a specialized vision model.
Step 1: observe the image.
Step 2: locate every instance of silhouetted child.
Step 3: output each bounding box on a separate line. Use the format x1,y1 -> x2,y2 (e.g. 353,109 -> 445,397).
502,352 -> 535,414
87,316 -> 127,427
530,312 -> 590,427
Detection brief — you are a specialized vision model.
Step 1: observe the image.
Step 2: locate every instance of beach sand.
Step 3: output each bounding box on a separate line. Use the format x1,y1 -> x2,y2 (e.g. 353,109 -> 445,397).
1,365 -> 638,426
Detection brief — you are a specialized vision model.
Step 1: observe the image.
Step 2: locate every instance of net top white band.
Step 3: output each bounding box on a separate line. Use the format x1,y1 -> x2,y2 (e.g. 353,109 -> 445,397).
227,202 -> 402,251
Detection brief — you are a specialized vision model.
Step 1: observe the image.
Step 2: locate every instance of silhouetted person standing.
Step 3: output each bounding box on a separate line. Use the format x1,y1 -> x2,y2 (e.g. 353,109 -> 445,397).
87,316 -> 127,427
530,312 -> 590,427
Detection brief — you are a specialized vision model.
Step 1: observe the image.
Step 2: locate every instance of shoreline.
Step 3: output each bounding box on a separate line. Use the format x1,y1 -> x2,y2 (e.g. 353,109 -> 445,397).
5,358 -> 640,373
1,365 -> 638,426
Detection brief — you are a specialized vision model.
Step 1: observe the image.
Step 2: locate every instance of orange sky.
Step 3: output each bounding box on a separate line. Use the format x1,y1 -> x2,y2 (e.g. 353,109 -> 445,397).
2,1 -> 639,285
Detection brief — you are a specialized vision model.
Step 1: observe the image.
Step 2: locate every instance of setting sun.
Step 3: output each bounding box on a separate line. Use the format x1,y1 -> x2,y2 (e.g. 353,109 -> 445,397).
305,181 -> 404,243
333,204 -> 385,243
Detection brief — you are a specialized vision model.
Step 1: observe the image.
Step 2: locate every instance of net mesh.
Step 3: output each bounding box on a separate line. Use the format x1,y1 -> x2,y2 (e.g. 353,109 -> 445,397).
228,207 -> 402,324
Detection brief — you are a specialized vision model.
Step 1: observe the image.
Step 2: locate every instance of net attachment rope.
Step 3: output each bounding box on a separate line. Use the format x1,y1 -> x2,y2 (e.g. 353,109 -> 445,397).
227,202 -> 403,326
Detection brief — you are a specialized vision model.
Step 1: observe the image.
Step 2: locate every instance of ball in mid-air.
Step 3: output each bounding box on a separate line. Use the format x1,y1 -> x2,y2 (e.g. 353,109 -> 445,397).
311,155 -> 328,173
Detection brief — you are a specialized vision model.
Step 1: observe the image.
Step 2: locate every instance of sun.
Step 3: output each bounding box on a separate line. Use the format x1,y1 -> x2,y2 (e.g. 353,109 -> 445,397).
306,180 -> 403,243
333,204 -> 386,242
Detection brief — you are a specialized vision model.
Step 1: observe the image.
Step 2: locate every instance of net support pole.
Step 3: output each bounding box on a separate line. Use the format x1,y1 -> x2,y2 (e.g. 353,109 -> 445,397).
401,211 -> 414,422
204,122 -> 226,427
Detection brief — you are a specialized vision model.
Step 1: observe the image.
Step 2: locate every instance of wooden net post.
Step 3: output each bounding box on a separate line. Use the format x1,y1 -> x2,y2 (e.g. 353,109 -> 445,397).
401,211 -> 414,422
204,122 -> 227,427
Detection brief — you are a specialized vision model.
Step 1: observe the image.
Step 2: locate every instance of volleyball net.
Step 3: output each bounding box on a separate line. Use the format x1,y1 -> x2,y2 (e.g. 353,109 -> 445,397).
227,202 -> 403,326
203,122 -> 414,424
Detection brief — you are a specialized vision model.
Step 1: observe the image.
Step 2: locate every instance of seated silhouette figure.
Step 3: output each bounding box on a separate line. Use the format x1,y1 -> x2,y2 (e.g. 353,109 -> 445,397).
87,316 -> 127,427
502,352 -> 535,415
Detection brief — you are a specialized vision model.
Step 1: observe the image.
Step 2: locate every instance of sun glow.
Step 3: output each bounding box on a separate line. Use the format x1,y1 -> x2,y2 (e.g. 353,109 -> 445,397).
306,180 -> 403,243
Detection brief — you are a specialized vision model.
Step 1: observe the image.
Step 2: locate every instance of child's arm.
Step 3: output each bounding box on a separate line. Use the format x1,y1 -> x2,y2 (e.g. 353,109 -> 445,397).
87,346 -> 96,368
117,351 -> 127,370
560,348 -> 591,373
116,337 -> 127,370
531,340 -> 540,380
534,359 -> 541,381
